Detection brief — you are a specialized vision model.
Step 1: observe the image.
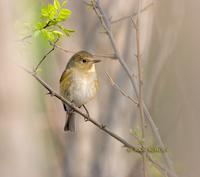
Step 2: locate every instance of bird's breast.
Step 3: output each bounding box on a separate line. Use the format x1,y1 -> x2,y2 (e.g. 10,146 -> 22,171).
69,72 -> 99,107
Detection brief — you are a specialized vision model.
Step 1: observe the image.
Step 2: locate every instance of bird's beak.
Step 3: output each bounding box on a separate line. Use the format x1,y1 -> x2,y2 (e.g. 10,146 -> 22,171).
92,59 -> 101,63
85,57 -> 101,64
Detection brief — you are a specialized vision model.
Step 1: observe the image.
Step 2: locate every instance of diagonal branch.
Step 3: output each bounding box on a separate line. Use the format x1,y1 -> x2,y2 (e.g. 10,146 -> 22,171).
147,154 -> 177,177
34,39 -> 59,72
111,2 -> 154,24
105,72 -> 138,104
54,44 -> 116,60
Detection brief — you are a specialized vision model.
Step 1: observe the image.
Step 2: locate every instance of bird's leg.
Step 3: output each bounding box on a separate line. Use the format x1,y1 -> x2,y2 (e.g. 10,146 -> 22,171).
82,105 -> 90,121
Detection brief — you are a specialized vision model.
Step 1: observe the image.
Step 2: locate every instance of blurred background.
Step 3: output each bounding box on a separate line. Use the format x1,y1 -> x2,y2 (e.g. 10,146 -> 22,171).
0,0 -> 199,177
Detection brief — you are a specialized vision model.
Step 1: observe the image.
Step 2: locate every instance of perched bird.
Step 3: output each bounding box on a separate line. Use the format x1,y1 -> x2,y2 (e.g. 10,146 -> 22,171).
60,51 -> 100,132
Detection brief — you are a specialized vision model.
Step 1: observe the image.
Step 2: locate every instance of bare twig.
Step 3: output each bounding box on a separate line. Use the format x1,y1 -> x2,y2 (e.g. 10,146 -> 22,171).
136,0 -> 145,143
34,39 -> 59,72
105,72 -> 138,104
92,53 -> 116,60
147,155 -> 168,177
54,44 -> 116,60
111,2 -> 154,24
147,154 -> 177,177
20,34 -> 32,42
90,1 -> 178,177
131,17 -> 137,29
34,46 -> 55,72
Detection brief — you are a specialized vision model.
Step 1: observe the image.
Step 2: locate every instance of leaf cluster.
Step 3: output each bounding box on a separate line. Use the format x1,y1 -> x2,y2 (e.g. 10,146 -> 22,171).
34,0 -> 75,42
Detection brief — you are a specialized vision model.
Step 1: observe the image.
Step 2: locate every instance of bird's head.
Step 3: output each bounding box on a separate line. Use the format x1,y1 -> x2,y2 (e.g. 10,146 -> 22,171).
67,51 -> 101,72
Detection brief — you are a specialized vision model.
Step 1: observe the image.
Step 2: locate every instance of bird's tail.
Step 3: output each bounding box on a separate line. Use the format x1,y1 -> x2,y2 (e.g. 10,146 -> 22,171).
64,111 -> 75,132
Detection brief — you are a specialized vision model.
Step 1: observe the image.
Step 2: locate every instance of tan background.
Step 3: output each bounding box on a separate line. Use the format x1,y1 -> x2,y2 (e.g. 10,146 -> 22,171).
0,0 -> 199,177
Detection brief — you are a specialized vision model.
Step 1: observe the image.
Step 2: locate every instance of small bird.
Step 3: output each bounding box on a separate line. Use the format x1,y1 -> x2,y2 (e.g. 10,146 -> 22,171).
60,51 -> 100,132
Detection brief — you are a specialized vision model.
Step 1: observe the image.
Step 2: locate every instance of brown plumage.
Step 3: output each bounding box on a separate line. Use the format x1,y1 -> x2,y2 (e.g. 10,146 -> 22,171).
60,51 -> 100,132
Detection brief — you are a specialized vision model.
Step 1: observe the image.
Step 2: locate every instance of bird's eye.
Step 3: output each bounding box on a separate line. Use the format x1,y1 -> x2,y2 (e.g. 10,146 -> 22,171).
82,59 -> 87,63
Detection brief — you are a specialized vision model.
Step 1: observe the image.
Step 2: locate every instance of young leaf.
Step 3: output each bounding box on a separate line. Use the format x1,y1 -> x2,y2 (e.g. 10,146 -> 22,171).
57,25 -> 75,36
63,28 -> 75,36
47,4 -> 57,20
41,8 -> 49,18
33,0 -> 74,42
41,29 -> 48,38
54,0 -> 60,9
53,30 -> 63,37
65,29 -> 75,33
41,29 -> 55,42
62,1 -> 67,7
57,9 -> 71,22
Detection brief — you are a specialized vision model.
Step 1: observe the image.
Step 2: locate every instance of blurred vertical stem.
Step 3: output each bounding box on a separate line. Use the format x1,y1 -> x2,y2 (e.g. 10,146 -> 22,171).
135,0 -> 148,177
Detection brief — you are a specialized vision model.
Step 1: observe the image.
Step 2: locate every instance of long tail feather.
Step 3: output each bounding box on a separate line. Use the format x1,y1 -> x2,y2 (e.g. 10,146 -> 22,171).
64,111 -> 75,132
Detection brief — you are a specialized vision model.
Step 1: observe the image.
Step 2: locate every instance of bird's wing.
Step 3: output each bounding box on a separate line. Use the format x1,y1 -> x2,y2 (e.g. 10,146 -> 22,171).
59,68 -> 73,97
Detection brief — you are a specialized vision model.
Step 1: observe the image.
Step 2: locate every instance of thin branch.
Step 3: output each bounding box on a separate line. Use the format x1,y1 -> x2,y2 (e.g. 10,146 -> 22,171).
20,65 -> 144,154
147,155 -> 168,177
131,17 -> 137,29
136,0 -> 145,142
90,1 -> 178,177
111,2 -> 154,24
43,20 -> 51,29
54,44 -> 116,60
20,34 -> 32,42
34,39 -> 59,72
147,154 -> 177,177
92,53 -> 116,60
105,72 -> 138,104
34,46 -> 55,72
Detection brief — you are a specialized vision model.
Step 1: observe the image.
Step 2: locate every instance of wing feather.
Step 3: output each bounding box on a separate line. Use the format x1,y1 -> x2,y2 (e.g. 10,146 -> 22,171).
59,68 -> 73,97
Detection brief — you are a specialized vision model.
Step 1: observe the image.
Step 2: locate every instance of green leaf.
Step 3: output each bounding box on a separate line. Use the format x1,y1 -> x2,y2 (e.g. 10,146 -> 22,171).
54,0 -> 60,9
33,0 -> 74,42
57,25 -> 75,36
63,28 -> 75,36
48,32 -> 56,42
65,29 -> 75,33
41,8 -> 49,18
52,30 -> 63,37
41,4 -> 57,20
41,29 -> 55,42
62,1 -> 67,7
57,9 -> 71,22
47,4 -> 57,20
41,29 -> 48,38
